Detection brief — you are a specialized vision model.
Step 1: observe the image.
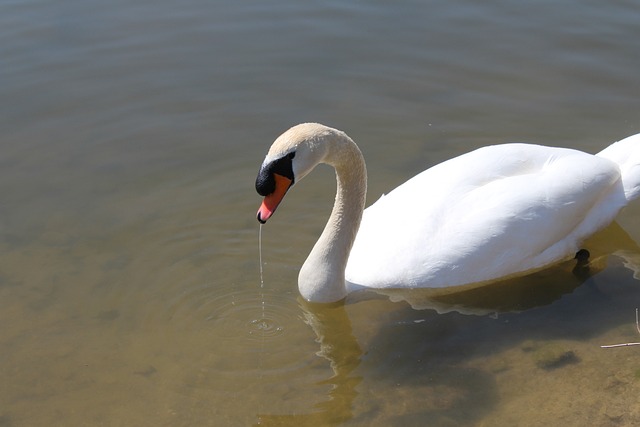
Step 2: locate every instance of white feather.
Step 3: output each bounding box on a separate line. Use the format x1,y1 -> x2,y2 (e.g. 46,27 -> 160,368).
346,143 -> 626,290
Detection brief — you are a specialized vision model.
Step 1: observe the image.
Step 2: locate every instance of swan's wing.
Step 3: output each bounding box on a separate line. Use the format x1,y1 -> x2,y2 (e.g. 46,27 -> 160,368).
346,143 -> 626,289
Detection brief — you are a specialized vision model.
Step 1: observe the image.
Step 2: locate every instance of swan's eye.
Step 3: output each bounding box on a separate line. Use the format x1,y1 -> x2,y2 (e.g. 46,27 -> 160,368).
288,152 -> 295,160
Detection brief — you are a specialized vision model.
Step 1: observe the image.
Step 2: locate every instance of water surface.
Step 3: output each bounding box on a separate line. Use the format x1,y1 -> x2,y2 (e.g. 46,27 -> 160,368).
2,1 -> 640,425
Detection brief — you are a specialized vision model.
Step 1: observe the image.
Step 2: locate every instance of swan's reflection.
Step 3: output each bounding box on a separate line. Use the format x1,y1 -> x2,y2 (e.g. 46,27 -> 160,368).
255,300 -> 362,426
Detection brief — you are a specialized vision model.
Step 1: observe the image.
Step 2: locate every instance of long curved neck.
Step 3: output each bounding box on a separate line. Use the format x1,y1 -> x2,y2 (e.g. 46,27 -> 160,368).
298,133 -> 367,303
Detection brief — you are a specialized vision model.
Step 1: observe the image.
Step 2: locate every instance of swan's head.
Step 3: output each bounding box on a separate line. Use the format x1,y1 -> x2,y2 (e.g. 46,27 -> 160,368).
255,123 -> 335,223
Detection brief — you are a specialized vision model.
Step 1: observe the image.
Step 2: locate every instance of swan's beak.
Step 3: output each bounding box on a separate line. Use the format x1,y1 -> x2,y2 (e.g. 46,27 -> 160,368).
257,174 -> 293,224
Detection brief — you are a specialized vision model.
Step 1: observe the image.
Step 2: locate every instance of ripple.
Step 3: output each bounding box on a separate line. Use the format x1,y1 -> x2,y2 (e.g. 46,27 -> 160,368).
164,283 -> 322,390
248,317 -> 284,338
196,287 -> 299,343
165,282 -> 314,360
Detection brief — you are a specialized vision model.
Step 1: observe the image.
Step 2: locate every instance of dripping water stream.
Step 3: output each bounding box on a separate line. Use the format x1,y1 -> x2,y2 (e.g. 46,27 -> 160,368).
259,223 -> 265,319
258,224 -> 266,379
259,224 -> 263,285
250,224 -> 286,340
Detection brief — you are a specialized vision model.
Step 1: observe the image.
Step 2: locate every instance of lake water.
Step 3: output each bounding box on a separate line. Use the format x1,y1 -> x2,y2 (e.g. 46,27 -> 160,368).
2,0 -> 640,425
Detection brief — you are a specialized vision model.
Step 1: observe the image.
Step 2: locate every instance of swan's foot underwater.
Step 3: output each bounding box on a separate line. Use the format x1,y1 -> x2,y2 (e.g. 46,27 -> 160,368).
573,249 -> 591,278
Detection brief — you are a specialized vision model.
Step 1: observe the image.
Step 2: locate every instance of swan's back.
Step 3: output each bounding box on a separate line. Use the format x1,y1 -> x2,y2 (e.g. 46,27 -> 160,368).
345,143 -> 626,290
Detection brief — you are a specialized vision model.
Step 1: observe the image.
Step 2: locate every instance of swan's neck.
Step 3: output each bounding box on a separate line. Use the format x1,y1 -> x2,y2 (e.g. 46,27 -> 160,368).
298,135 -> 367,302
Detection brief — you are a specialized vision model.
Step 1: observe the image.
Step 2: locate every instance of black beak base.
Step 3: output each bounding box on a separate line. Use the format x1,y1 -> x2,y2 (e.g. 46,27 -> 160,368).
255,151 -> 296,196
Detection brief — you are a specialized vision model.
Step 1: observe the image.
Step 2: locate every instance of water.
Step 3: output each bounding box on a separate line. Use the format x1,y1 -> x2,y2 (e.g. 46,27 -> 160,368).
2,0 -> 640,425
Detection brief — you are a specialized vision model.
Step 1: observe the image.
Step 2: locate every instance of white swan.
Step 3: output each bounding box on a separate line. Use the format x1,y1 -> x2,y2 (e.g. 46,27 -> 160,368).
255,123 -> 640,303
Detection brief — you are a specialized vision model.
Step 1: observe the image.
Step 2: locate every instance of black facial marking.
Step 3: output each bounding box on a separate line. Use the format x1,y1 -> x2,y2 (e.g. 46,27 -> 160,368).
255,152 -> 295,196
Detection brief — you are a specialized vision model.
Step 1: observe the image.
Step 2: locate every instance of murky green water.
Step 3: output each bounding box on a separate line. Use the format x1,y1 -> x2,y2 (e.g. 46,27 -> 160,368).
2,1 -> 640,425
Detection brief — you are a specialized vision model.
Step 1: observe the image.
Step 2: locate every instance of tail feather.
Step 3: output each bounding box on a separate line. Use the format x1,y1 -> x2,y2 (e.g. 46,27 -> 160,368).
597,133 -> 640,202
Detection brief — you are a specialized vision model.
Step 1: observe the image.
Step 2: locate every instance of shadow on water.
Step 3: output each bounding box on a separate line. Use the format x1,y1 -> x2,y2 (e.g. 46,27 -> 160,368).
255,221 -> 640,426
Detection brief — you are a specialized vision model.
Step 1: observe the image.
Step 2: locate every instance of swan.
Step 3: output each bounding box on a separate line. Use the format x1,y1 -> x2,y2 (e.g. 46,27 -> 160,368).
255,123 -> 640,303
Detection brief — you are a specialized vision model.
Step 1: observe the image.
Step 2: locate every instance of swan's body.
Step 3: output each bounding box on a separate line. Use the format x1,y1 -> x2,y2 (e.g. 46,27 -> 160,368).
256,123 -> 640,303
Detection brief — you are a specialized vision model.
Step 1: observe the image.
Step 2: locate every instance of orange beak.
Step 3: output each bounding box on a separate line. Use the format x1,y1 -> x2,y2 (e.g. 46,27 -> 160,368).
257,174 -> 293,223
